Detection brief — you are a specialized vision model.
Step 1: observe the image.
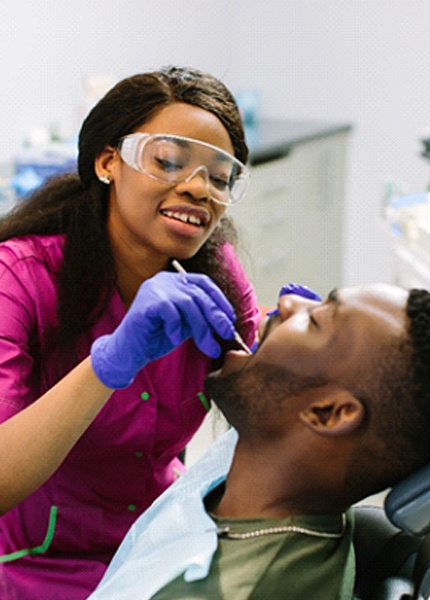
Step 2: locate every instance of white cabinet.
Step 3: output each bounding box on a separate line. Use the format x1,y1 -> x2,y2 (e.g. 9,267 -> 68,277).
230,129 -> 351,306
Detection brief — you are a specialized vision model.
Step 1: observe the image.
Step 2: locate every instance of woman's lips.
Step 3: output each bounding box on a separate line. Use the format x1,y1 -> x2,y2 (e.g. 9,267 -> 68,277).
160,205 -> 210,227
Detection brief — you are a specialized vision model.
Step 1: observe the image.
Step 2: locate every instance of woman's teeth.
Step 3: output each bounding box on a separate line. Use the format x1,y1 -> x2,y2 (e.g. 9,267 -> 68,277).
162,210 -> 202,226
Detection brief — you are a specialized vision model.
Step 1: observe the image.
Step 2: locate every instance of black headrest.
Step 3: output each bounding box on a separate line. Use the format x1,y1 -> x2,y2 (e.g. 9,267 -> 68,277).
385,464 -> 430,536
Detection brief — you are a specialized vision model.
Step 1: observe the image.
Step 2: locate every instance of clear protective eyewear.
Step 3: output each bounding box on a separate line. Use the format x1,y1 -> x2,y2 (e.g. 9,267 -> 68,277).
117,133 -> 250,205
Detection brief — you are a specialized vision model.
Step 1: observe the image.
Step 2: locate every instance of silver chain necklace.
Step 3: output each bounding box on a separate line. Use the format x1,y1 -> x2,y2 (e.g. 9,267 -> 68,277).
215,513 -> 347,540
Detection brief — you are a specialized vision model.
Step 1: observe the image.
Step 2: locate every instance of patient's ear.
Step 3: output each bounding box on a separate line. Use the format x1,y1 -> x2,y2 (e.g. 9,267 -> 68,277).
299,390 -> 365,437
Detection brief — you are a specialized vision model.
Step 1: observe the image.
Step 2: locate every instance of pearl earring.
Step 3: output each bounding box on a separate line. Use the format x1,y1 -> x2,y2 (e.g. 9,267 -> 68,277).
98,175 -> 111,185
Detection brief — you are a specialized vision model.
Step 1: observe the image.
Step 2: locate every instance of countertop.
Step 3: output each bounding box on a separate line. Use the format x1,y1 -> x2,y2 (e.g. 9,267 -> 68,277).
246,118 -> 353,165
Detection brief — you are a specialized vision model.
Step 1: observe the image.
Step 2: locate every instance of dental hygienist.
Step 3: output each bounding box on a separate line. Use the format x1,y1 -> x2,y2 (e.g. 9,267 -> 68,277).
0,66 -> 259,599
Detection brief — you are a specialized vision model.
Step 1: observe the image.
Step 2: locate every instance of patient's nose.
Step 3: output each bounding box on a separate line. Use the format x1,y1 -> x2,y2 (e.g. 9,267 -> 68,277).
277,294 -> 318,321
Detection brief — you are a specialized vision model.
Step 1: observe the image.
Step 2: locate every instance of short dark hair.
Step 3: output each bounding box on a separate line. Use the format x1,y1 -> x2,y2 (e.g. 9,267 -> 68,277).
350,288 -> 430,497
403,288 -> 430,456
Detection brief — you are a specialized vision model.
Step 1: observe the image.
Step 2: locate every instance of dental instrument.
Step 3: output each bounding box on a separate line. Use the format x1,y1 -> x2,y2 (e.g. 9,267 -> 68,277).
171,259 -> 252,355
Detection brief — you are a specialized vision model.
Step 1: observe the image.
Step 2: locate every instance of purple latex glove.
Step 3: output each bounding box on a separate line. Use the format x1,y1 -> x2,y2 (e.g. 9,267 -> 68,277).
91,271 -> 236,389
267,282 -> 322,316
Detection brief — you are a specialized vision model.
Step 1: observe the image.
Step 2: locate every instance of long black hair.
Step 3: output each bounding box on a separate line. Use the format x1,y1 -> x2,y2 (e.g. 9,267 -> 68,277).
0,66 -> 249,352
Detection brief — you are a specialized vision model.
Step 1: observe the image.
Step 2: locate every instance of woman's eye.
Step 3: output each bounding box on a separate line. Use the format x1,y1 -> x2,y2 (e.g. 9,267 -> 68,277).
210,175 -> 229,190
156,157 -> 182,172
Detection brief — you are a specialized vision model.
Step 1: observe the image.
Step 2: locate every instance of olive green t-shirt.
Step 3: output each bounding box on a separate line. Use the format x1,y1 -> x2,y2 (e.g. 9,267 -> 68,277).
151,511 -> 355,599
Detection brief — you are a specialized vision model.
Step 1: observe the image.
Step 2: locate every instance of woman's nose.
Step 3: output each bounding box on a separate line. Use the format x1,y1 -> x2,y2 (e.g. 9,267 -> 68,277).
175,166 -> 211,200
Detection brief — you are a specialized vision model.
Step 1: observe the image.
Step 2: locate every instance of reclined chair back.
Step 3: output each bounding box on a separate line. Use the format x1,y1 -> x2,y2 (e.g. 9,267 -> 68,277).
383,464 -> 430,599
353,505 -> 420,599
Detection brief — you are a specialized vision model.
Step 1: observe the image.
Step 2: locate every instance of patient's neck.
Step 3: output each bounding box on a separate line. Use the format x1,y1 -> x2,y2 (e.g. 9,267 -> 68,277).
210,437 -> 346,519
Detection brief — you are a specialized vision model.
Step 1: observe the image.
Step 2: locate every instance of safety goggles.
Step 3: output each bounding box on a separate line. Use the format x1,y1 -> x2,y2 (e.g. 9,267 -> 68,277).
117,133 -> 250,205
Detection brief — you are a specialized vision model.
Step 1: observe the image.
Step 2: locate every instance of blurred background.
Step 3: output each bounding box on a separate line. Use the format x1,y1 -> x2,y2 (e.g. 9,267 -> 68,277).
0,0 -> 429,293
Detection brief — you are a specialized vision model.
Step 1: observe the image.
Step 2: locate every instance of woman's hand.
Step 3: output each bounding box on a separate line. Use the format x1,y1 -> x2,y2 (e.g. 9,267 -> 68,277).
91,272 -> 237,389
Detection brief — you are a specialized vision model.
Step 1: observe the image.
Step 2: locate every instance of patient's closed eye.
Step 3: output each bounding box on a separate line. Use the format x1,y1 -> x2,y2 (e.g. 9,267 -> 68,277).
308,309 -> 319,328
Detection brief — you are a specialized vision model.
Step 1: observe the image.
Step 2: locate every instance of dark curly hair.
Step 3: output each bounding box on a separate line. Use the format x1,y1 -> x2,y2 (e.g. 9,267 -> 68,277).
0,66 -> 249,356
349,287 -> 430,498
405,288 -> 430,394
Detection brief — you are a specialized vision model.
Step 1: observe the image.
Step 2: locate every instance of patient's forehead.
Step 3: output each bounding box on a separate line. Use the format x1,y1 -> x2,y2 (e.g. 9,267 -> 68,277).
342,283 -> 407,304
339,283 -> 407,330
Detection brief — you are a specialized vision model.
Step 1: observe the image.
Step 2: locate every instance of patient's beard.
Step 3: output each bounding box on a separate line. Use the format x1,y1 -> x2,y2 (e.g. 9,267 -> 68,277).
204,362 -> 325,438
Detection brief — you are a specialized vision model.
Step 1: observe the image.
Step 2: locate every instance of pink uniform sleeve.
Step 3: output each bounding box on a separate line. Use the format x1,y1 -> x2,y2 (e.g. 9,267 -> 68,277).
0,240 -> 60,421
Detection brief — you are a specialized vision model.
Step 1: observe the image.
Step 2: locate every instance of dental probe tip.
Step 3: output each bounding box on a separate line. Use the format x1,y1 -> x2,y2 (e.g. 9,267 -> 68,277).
233,332 -> 253,355
172,259 -> 187,274
172,259 -> 252,355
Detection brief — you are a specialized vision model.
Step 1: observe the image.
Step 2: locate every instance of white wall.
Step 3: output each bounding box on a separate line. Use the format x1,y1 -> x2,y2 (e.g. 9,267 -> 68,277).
227,0 -> 430,286
1,0 -> 429,287
0,0 -> 235,158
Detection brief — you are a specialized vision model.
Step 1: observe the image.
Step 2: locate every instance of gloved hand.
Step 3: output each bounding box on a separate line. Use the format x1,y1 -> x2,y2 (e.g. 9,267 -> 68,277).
91,271 -> 237,389
277,282 -> 322,302
267,282 -> 322,315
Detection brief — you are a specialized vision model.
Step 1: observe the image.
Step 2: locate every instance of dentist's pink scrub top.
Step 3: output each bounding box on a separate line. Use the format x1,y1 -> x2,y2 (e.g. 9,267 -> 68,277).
0,234 -> 259,600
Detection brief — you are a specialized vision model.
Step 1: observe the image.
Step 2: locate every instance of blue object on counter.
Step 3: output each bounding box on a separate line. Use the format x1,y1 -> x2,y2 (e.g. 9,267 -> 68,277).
13,142 -> 78,198
387,193 -> 428,209
11,169 -> 45,198
235,89 -> 260,127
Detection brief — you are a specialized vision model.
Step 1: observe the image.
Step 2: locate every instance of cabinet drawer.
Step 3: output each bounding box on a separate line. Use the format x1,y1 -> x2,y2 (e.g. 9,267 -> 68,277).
231,131 -> 350,302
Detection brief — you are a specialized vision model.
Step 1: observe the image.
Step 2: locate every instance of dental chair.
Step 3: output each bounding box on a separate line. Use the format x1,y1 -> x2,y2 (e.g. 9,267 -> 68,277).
353,464 -> 430,600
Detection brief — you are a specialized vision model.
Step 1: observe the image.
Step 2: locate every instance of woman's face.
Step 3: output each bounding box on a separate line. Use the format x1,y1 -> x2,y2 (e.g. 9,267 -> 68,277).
96,103 -> 234,271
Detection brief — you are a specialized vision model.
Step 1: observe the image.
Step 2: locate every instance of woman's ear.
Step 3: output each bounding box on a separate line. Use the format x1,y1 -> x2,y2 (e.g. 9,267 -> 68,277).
299,390 -> 365,437
94,146 -> 117,181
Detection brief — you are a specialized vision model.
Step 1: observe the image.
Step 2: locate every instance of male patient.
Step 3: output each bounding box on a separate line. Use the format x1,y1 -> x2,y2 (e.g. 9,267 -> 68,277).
89,283 -> 430,599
